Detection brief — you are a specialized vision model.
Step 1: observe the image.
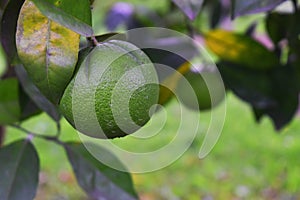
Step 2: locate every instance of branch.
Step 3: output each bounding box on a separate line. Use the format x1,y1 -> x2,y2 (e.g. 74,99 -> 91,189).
56,122 -> 61,138
10,124 -> 64,146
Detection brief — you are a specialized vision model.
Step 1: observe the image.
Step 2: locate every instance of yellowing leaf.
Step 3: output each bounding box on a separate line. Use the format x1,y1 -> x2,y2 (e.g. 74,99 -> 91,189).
16,0 -> 80,104
205,29 -> 279,70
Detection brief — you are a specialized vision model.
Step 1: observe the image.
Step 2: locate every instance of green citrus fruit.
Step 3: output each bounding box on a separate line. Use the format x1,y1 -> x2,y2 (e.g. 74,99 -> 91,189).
59,40 -> 159,139
15,1 -> 159,139
176,70 -> 225,111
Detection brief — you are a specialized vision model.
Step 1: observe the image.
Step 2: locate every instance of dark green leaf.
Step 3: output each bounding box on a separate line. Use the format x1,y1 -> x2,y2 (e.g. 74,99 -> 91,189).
89,0 -> 94,5
0,139 -> 40,200
0,0 -> 9,18
205,29 -> 280,70
218,62 -> 275,109
94,33 -> 127,43
172,0 -> 204,20
209,0 -> 222,28
266,12 -> 292,44
218,62 -> 298,130
15,65 -> 61,122
0,78 -> 21,125
231,0 -> 287,18
65,142 -> 138,200
31,0 -> 93,36
71,46 -> 93,76
0,0 -> 8,10
18,83 -> 41,120
0,0 -> 24,64
16,0 -> 80,104
264,66 -> 299,130
252,106 -> 265,122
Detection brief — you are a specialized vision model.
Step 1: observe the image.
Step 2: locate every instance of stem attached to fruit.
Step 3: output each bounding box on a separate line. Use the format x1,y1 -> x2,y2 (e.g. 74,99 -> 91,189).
90,36 -> 99,46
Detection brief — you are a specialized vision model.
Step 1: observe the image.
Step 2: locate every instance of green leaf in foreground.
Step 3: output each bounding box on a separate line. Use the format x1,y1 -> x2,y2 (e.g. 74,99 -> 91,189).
31,0 -> 93,36
65,142 -> 138,200
172,0 -> 204,20
231,0 -> 287,18
205,29 -> 279,70
16,0 -> 80,104
266,12 -> 293,45
218,61 -> 298,130
0,139 -> 40,200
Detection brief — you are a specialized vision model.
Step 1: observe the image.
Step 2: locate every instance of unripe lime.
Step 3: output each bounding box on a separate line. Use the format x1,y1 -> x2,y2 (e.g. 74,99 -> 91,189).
59,40 -> 159,139
176,70 -> 225,111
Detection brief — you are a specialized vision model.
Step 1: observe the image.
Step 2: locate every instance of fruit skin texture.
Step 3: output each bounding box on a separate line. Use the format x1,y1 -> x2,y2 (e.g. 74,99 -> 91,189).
59,40 -> 159,139
176,70 -> 225,111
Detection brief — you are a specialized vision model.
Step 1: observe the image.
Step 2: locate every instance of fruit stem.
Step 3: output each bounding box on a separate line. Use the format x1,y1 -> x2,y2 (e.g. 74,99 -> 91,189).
90,36 -> 100,46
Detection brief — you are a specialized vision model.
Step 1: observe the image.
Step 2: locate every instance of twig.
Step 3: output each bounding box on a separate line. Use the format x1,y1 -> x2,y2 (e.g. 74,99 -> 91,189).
56,122 -> 61,138
10,124 -> 64,146
185,18 -> 196,38
92,36 -> 99,46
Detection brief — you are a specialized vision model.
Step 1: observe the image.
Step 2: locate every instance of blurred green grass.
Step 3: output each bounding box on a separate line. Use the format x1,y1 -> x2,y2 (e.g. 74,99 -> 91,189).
4,93 -> 300,199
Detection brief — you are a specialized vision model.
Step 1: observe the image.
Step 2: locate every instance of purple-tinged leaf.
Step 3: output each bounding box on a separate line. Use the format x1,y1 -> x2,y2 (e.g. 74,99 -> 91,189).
0,139 -> 40,200
65,142 -> 138,200
0,0 -> 8,10
172,0 -> 204,20
0,0 -> 9,17
0,0 -> 25,64
231,0 -> 287,18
